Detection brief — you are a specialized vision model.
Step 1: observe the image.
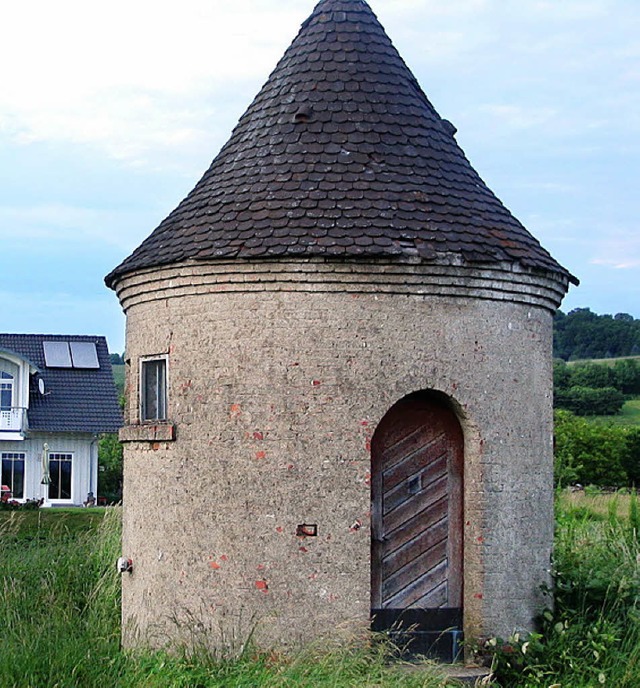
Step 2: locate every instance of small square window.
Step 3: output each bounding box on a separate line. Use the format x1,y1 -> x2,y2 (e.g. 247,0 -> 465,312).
141,357 -> 168,422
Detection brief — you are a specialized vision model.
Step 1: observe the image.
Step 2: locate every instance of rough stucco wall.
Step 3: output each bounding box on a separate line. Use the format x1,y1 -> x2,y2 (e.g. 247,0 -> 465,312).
118,262 -> 556,651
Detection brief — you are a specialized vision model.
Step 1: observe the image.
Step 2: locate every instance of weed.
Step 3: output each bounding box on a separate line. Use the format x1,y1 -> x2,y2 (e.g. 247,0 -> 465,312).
486,494 -> 640,687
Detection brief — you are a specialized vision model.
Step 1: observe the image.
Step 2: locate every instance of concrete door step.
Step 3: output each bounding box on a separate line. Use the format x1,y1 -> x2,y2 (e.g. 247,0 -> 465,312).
400,662 -> 493,686
438,664 -> 493,685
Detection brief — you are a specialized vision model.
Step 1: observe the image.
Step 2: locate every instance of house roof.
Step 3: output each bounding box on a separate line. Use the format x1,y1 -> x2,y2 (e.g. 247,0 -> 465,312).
105,0 -> 577,289
0,334 -> 123,434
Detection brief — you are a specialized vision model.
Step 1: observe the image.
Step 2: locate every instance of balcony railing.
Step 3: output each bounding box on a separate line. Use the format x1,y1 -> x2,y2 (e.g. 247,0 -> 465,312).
0,407 -> 26,434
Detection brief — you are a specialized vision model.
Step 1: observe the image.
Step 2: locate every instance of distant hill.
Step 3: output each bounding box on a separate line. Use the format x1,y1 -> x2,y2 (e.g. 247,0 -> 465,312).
554,308 -> 640,361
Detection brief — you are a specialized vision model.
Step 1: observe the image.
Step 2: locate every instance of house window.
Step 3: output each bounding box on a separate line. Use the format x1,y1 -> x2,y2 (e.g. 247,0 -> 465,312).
48,453 -> 73,500
141,357 -> 167,422
0,369 -> 15,410
1,452 -> 25,498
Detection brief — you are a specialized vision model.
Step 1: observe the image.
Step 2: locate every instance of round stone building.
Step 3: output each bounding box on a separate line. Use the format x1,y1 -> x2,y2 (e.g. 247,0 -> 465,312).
106,0 -> 577,658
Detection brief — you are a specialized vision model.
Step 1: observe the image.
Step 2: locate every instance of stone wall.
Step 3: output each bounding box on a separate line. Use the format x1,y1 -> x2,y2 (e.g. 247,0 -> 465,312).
116,258 -> 561,651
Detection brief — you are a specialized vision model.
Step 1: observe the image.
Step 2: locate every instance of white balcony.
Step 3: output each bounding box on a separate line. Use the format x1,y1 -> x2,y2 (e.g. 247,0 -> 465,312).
0,407 -> 26,439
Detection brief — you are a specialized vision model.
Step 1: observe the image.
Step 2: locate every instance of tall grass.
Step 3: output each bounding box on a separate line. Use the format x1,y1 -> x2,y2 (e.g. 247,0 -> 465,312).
0,508 -> 126,687
119,638 -> 448,687
0,509 -> 446,687
6,499 -> 639,687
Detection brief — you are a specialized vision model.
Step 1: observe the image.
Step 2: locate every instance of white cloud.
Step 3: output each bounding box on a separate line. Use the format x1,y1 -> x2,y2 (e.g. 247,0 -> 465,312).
590,234 -> 640,270
0,0 -> 638,347
2,0 -> 638,171
4,90 -> 223,171
591,257 -> 640,270
526,0 -> 609,20
0,0 -> 307,167
382,0 -> 489,16
0,204 -> 153,252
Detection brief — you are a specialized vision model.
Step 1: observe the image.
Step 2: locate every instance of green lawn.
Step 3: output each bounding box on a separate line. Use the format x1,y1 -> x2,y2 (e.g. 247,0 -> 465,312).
0,507 -> 109,544
591,397 -> 640,427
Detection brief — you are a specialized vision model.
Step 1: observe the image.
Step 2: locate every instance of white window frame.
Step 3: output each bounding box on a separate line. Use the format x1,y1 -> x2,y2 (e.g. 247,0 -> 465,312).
1,451 -> 26,499
0,353 -> 30,412
0,357 -> 19,411
48,452 -> 74,502
140,355 -> 168,422
1,373 -> 14,410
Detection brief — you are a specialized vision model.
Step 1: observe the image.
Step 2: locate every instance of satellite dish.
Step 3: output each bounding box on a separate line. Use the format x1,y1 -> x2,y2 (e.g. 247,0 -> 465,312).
38,378 -> 45,395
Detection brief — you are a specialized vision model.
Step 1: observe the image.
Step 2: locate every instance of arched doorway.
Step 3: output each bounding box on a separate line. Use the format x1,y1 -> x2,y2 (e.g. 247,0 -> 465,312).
371,391 -> 464,658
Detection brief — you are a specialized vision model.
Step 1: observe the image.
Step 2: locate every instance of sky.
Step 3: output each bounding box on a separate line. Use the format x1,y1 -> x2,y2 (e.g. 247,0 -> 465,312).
1,0 -> 638,354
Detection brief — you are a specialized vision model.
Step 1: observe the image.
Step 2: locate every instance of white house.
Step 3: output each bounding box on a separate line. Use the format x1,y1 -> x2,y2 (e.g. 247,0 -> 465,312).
0,334 -> 122,506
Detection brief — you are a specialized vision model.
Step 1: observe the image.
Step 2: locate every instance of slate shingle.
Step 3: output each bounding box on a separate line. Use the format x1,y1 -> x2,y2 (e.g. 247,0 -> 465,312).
105,0 -> 577,288
0,334 -> 123,434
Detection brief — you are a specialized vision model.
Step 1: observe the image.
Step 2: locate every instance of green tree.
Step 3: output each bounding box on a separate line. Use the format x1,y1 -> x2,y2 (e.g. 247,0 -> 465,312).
554,410 -> 629,487
570,362 -> 616,389
553,308 -> 640,360
553,359 -> 571,391
554,385 -> 625,416
98,433 -> 123,503
613,358 -> 640,395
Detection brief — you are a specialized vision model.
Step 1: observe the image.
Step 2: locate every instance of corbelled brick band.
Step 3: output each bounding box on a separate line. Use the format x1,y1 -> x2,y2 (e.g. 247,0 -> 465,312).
115,259 -> 568,315
117,260 -> 556,651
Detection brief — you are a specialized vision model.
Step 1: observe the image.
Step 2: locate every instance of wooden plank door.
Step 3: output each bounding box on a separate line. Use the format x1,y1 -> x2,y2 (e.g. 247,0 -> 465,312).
371,393 -> 463,612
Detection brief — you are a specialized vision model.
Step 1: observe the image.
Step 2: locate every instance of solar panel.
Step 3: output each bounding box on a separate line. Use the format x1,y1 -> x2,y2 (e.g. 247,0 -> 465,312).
70,342 -> 100,369
43,341 -> 72,368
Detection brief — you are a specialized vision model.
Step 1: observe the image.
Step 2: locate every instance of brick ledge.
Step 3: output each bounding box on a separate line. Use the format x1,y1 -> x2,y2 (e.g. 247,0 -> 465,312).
119,423 -> 175,442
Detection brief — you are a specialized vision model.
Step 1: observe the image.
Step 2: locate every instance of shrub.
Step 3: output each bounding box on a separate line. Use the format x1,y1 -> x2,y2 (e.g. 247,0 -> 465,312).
613,359 -> 640,395
570,362 -> 617,390
554,410 -> 629,486
624,428 -> 640,485
0,498 -> 42,511
555,385 -> 626,416
98,433 -> 123,503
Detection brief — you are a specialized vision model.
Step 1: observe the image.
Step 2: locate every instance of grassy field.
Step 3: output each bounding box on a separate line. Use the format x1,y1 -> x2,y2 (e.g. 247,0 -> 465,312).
562,355 -> 640,427
561,489 -> 638,518
586,397 -> 640,427
2,500 -> 640,687
590,397 -> 640,427
0,506 -> 108,543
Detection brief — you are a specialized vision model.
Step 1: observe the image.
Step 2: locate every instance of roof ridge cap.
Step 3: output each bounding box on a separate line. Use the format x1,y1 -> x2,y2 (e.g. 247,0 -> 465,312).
302,0 -> 377,28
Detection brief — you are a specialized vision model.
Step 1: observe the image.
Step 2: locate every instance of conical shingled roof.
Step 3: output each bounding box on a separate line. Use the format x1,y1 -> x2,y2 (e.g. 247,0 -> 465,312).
106,0 -> 576,288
